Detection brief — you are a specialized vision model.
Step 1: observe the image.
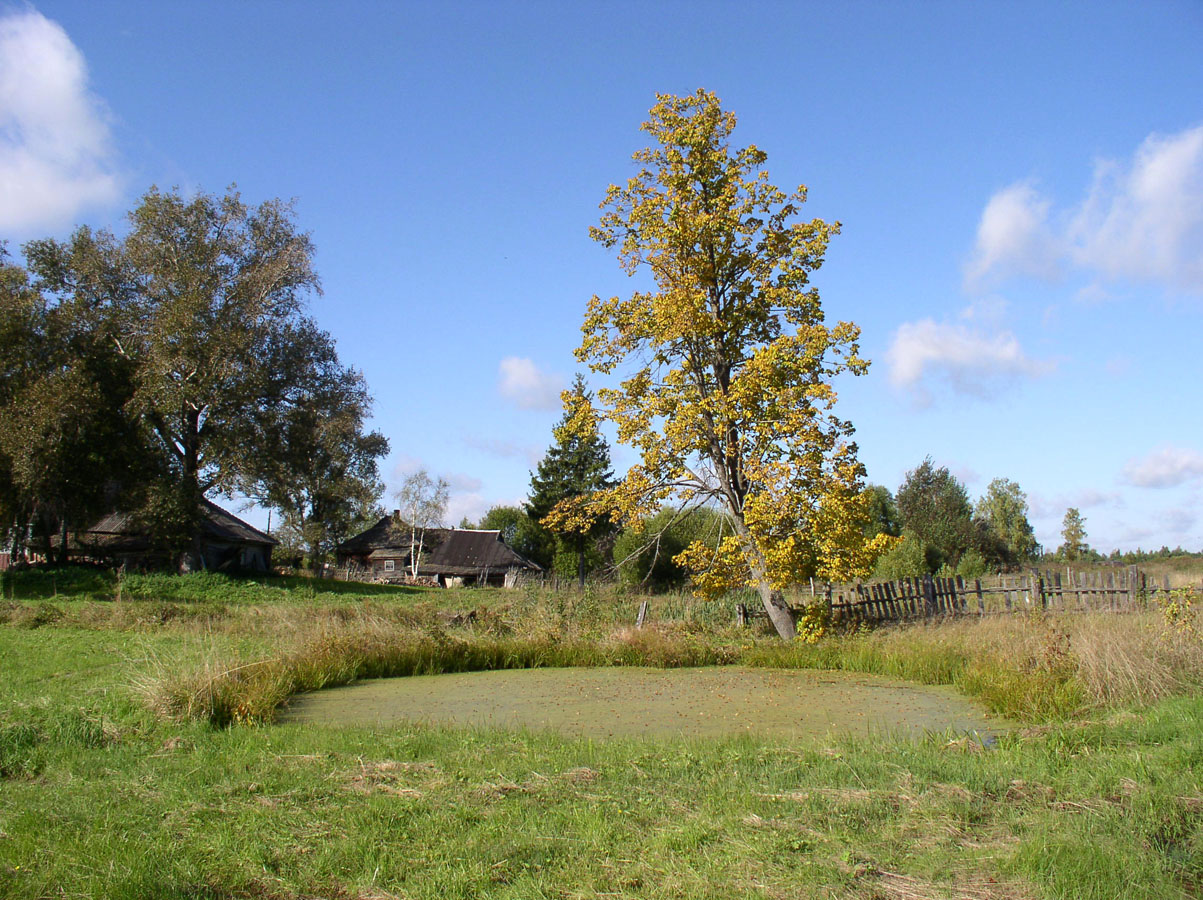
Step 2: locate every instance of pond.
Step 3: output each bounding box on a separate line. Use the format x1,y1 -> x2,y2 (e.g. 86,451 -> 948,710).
279,666 -> 1004,741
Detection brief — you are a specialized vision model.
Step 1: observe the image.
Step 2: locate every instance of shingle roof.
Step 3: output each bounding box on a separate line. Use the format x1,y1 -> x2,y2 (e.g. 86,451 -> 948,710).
419,529 -> 542,576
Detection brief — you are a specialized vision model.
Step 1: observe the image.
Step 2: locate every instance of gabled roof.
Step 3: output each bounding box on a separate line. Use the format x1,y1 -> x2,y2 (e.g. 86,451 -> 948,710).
336,515 -> 450,556
199,499 -> 276,545
78,501 -> 276,548
419,529 -> 542,576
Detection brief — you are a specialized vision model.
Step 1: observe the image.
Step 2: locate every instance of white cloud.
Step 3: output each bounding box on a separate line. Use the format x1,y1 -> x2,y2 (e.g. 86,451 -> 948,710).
949,464 -> 980,487
965,182 -> 1061,289
0,9 -> 122,233
390,454 -> 424,480
965,125 -> 1203,294
446,492 -> 490,527
1121,445 -> 1203,488
885,315 -> 1053,403
498,356 -> 564,411
1070,127 -> 1203,292
1029,489 -> 1122,520
463,434 -> 543,467
445,471 -> 482,493
1162,506 -> 1197,535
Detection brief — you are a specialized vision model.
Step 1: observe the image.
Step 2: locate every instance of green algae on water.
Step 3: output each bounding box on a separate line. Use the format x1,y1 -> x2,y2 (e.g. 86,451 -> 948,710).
279,666 -> 1005,740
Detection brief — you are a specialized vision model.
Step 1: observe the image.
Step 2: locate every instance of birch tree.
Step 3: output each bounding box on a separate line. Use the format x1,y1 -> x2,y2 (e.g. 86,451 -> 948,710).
395,469 -> 449,577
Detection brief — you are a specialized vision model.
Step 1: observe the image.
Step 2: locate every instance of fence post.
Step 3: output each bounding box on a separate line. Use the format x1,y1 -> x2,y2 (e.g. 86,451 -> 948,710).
922,574 -> 937,617
1032,571 -> 1046,610
636,599 -> 649,628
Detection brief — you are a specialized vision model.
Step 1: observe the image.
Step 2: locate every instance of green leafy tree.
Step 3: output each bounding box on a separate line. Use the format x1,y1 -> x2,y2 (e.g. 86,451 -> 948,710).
0,245 -> 148,563
862,484 -> 901,539
25,186 -> 322,568
1059,507 -> 1089,561
527,375 -> 615,587
548,90 -> 890,638
243,328 -> 389,574
870,529 -> 930,580
614,505 -> 728,590
974,477 -> 1038,568
478,505 -> 552,567
895,458 -> 976,572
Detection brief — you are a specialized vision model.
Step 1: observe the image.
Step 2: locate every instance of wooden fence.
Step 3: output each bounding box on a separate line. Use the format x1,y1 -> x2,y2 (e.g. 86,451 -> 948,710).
822,567 -> 1175,625
735,567 -> 1180,628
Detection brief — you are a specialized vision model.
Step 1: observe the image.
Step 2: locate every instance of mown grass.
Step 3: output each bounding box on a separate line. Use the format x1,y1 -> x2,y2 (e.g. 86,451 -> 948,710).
1,571 -> 1202,898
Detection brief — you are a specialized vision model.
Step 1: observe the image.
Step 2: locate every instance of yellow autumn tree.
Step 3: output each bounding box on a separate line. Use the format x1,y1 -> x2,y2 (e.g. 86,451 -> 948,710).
549,89 -> 894,639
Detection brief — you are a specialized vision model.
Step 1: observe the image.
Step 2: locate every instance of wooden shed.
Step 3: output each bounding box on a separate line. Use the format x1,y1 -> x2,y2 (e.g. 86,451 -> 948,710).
418,529 -> 542,588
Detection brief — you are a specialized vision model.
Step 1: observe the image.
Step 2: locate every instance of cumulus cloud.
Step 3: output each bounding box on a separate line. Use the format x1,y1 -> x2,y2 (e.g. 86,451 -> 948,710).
390,455 -> 424,480
1162,506 -> 1197,535
446,492 -> 490,527
1069,126 -> 1203,292
885,314 -> 1053,403
965,182 -> 1061,289
0,9 -> 122,233
1121,445 -> 1203,488
498,357 -> 564,411
965,125 -> 1203,294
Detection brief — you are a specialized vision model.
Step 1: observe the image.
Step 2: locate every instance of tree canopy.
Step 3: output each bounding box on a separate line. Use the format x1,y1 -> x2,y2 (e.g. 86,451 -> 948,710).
975,477 -> 1038,567
0,244 -> 149,560
1059,507 -> 1089,561
4,187 -> 387,569
895,458 -> 976,572
242,327 -> 389,573
549,90 -> 891,637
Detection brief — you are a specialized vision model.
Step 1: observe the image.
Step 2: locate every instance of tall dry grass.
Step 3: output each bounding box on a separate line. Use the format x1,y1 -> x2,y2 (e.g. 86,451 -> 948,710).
132,592 -> 1203,728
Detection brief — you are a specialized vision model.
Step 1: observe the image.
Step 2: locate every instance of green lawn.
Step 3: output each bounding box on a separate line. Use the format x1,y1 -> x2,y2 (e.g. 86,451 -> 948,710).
1,573 -> 1201,899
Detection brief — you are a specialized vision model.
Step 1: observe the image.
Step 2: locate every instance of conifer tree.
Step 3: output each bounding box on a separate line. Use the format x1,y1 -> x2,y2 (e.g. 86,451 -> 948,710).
527,375 -> 615,587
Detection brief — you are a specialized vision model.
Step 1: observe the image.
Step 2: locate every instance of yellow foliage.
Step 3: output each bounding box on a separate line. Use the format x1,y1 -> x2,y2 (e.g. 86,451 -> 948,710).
569,90 -> 886,623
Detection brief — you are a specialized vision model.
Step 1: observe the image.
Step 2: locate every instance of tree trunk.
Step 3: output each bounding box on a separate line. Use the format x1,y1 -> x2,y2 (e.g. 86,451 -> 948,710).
179,409 -> 205,573
736,524 -> 796,639
755,577 -> 797,639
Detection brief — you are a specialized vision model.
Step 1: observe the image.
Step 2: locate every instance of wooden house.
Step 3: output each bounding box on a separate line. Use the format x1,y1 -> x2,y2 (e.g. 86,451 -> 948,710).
336,513 -> 540,587
334,510 -> 450,581
73,500 -> 276,572
418,529 -> 542,588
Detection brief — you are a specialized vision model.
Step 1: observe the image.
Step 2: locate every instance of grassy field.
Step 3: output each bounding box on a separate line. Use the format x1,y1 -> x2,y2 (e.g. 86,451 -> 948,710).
2,569 -> 1201,899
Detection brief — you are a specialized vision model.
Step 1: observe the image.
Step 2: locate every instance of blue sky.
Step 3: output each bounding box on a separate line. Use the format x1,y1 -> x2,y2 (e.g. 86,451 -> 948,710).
3,1 -> 1202,553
